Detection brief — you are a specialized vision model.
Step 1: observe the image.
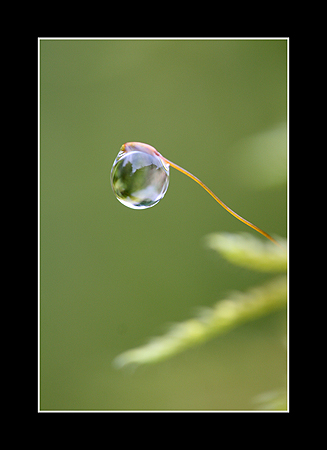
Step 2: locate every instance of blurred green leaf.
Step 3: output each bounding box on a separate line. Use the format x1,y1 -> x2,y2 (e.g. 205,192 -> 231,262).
113,233 -> 287,369
113,275 -> 286,369
205,232 -> 287,272
252,389 -> 287,411
232,122 -> 287,189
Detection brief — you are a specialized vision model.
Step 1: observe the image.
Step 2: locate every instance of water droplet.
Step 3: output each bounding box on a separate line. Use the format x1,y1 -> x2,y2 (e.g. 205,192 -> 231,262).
111,143 -> 170,209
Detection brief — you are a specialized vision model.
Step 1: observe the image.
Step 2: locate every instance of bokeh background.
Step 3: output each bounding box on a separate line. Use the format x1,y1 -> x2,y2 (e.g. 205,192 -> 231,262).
40,39 -> 287,411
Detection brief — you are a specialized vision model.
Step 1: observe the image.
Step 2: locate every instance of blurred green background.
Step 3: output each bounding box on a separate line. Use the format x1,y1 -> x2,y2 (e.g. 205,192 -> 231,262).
40,39 -> 287,411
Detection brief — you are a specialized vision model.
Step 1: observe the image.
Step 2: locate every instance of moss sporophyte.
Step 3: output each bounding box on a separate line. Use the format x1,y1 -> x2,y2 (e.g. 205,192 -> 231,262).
111,142 -> 281,247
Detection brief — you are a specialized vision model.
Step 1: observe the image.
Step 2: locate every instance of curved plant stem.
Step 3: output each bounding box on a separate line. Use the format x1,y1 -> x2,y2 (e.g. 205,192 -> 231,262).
162,156 -> 281,247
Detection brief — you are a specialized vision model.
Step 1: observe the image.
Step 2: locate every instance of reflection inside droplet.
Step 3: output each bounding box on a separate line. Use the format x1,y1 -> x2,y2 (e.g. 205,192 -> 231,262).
111,148 -> 170,209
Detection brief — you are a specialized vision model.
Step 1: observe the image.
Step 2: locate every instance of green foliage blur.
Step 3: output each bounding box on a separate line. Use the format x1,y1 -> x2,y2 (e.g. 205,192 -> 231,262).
40,38 -> 287,411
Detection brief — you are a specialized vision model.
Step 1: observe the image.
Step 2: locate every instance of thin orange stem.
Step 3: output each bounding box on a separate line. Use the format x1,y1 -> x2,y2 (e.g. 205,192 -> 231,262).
161,156 -> 281,248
